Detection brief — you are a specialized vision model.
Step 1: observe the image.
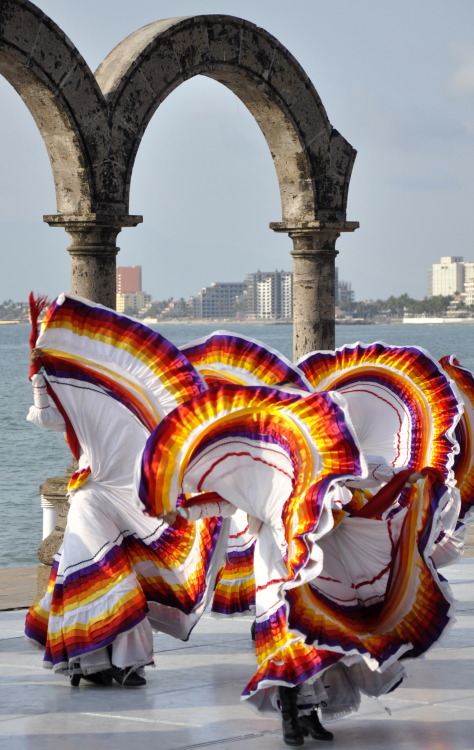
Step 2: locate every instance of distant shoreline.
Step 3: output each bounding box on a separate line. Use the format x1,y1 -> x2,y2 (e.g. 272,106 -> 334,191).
402,317 -> 474,324
143,317 -> 474,326
143,318 -> 293,326
2,317 -> 474,326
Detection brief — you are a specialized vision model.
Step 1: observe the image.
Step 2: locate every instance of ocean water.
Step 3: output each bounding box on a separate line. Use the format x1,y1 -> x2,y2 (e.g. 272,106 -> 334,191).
1,320 -> 473,569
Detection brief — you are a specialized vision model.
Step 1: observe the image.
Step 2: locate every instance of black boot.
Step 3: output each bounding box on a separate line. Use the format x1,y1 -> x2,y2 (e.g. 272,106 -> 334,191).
279,686 -> 305,747
69,666 -> 113,687
299,708 -> 334,741
111,665 -> 146,687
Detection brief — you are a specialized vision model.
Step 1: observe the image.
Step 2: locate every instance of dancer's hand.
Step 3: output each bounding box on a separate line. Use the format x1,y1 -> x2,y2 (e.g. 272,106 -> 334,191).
406,471 -> 424,485
158,507 -> 189,524
30,348 -> 44,362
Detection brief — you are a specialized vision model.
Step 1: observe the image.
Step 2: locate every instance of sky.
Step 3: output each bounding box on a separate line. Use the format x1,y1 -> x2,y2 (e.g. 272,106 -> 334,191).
1,0 -> 474,303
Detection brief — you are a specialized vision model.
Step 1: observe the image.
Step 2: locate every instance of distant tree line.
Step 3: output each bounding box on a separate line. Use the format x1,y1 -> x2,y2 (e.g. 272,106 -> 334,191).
1,293 -> 472,322
144,298 -> 174,318
0,299 -> 29,320
341,293 -> 473,320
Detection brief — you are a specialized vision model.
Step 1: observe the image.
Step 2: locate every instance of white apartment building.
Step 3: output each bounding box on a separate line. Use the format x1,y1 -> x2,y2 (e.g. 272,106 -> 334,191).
281,272 -> 293,319
430,256 -> 465,296
256,276 -> 273,319
245,270 -> 293,320
116,291 -> 151,314
192,282 -> 246,319
464,262 -> 474,306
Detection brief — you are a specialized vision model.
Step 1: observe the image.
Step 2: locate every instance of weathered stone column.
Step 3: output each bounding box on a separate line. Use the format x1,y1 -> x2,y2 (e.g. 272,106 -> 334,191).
270,221 -> 359,359
44,214 -> 143,308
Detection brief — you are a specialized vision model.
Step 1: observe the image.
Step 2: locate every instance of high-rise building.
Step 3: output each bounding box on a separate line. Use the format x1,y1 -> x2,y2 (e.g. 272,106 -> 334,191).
335,268 -> 354,308
245,270 -> 293,320
117,266 -> 142,294
338,281 -> 354,307
430,257 -> 465,297
191,282 -> 246,319
116,266 -> 148,313
464,262 -> 474,306
280,272 -> 293,319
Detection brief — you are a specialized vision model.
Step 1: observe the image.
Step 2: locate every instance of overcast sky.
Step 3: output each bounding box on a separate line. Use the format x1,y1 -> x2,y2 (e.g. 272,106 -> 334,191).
1,0 -> 474,303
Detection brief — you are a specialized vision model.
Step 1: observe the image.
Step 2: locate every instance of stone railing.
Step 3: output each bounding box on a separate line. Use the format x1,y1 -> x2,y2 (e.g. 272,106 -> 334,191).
36,466 -> 74,599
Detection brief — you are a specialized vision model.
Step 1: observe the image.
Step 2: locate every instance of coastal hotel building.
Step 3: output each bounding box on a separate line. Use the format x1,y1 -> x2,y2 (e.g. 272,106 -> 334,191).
429,256 -> 474,304
116,266 -> 151,315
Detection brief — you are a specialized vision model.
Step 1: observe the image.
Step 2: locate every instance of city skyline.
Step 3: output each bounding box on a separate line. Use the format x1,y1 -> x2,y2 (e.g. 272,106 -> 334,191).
119,255 -> 474,311
4,252 -> 474,310
1,1 -> 474,304
1,253 -> 470,321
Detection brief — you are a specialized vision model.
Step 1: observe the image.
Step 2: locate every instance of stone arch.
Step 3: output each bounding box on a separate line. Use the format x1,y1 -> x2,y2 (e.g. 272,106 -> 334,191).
2,8 -> 356,222
96,15 -> 356,224
0,3 -> 358,350
95,15 -> 359,354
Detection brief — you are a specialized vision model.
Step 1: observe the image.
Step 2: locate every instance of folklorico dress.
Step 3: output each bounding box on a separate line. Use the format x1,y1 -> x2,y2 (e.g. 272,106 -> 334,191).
25,293 -> 473,721
25,294 -> 231,677
27,372 -> 155,674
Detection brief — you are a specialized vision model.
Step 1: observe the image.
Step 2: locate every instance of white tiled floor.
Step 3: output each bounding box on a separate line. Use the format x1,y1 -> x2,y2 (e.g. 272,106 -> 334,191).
0,558 -> 473,750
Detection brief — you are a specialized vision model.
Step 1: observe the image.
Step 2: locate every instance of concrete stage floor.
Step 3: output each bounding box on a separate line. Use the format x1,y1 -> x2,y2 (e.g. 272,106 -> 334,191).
0,553 -> 473,750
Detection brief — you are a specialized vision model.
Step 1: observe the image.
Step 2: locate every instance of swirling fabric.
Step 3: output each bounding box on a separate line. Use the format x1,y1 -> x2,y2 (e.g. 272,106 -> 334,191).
138,383 -> 458,710
439,355 -> 474,523
25,294 -> 225,668
181,330 -> 311,390
25,295 -> 469,717
296,341 -> 462,481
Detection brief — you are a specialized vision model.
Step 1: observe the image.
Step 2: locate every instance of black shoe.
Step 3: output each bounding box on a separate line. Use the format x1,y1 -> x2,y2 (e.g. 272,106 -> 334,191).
70,668 -> 113,687
82,669 -> 113,686
111,666 -> 146,687
250,620 -> 256,641
70,672 -> 81,687
279,686 -> 305,747
299,709 -> 334,741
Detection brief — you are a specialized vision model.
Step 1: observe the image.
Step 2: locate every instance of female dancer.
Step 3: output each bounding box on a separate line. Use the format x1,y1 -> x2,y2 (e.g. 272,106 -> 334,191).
25,293 -> 230,686
147,331 -> 468,745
